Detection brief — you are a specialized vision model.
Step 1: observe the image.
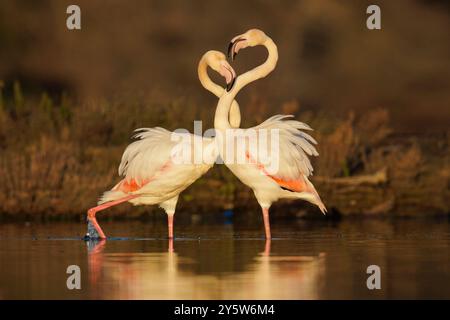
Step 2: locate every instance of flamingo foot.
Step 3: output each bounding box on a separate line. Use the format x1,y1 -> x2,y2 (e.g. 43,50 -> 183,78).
84,219 -> 102,240
85,209 -> 106,240
263,239 -> 271,256
83,194 -> 138,240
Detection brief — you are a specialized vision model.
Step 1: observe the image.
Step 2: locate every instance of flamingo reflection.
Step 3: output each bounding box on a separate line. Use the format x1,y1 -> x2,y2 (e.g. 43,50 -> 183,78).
86,239 -> 326,299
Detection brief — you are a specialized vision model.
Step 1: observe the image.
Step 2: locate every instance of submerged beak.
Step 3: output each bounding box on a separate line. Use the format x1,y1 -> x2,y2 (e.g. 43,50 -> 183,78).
227,37 -> 246,61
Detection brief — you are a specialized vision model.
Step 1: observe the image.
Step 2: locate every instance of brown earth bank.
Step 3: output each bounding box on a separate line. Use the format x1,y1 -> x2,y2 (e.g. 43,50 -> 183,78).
0,84 -> 448,221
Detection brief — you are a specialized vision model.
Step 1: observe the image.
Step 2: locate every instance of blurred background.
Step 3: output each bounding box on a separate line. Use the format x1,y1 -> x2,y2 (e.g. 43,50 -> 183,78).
0,0 -> 448,220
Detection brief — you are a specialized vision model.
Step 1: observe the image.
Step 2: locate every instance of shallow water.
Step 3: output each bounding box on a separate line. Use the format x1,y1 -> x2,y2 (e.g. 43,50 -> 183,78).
0,218 -> 449,299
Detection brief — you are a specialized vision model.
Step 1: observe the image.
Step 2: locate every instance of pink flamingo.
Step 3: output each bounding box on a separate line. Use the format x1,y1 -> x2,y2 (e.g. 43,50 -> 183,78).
86,51 -> 238,239
214,29 -> 326,239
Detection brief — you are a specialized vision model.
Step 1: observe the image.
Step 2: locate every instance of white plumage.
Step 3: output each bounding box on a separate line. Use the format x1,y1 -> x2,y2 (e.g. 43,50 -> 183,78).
99,128 -> 216,207
220,115 -> 325,212
249,115 -> 318,179
215,29 -> 326,239
86,50 -> 237,239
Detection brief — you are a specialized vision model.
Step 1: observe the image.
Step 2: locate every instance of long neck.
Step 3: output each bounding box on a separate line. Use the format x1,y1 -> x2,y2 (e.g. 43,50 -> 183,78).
198,58 -> 241,128
214,38 -> 278,130
198,58 -> 223,97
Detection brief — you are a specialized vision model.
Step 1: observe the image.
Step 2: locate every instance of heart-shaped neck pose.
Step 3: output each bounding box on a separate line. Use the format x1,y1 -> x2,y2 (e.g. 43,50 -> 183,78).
214,29 -> 326,239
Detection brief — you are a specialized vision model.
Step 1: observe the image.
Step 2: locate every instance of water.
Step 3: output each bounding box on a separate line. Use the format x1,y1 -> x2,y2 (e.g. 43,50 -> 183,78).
0,219 -> 449,299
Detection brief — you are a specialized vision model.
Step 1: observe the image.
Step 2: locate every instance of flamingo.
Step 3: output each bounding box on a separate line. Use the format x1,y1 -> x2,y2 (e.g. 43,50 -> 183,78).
198,52 -> 241,129
86,50 -> 238,240
214,29 -> 326,239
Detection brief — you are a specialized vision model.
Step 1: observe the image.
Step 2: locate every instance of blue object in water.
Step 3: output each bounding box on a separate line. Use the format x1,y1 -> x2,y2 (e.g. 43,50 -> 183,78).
223,210 -> 234,224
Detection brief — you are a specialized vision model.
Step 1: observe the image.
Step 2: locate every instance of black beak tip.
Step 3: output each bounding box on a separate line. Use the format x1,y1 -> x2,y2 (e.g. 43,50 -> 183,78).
226,77 -> 236,92
227,41 -> 239,62
227,42 -> 234,59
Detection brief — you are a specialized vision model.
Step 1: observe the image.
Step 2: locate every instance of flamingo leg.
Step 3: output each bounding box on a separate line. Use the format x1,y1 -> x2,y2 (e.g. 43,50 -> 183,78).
87,194 -> 139,239
262,207 -> 271,239
263,239 -> 271,256
167,214 -> 174,239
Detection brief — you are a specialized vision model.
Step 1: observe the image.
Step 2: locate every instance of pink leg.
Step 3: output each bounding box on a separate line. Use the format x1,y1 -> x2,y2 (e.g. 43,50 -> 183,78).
263,239 -> 271,256
168,238 -> 174,253
87,194 -> 139,239
167,215 -> 174,239
262,207 -> 271,239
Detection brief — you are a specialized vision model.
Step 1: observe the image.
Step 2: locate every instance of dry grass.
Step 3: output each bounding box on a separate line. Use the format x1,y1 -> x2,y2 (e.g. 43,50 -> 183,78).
314,108 -> 391,177
0,82 -> 229,218
0,83 -> 448,219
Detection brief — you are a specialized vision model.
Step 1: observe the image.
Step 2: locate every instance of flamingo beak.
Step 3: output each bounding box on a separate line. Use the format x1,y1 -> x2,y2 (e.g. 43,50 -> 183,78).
227,37 -> 247,61
220,62 -> 236,92
227,75 -> 236,92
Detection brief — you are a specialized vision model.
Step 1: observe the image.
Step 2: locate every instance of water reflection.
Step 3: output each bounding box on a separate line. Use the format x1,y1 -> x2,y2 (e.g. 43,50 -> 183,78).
0,220 -> 449,299
86,238 -> 326,299
87,239 -> 106,290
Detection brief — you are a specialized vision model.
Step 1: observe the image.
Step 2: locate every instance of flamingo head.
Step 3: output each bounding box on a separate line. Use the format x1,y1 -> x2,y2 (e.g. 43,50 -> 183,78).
204,50 -> 237,92
227,29 -> 268,61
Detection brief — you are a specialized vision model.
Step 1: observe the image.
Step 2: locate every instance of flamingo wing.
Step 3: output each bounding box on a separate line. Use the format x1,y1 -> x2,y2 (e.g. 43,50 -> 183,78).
246,115 -> 319,192
98,127 -> 216,205
114,127 -> 173,189
113,127 -> 214,194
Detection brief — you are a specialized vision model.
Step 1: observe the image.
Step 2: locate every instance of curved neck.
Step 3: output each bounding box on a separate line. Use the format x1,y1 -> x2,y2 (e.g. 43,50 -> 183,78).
198,58 -> 241,128
198,58 -> 223,97
214,38 -> 278,130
